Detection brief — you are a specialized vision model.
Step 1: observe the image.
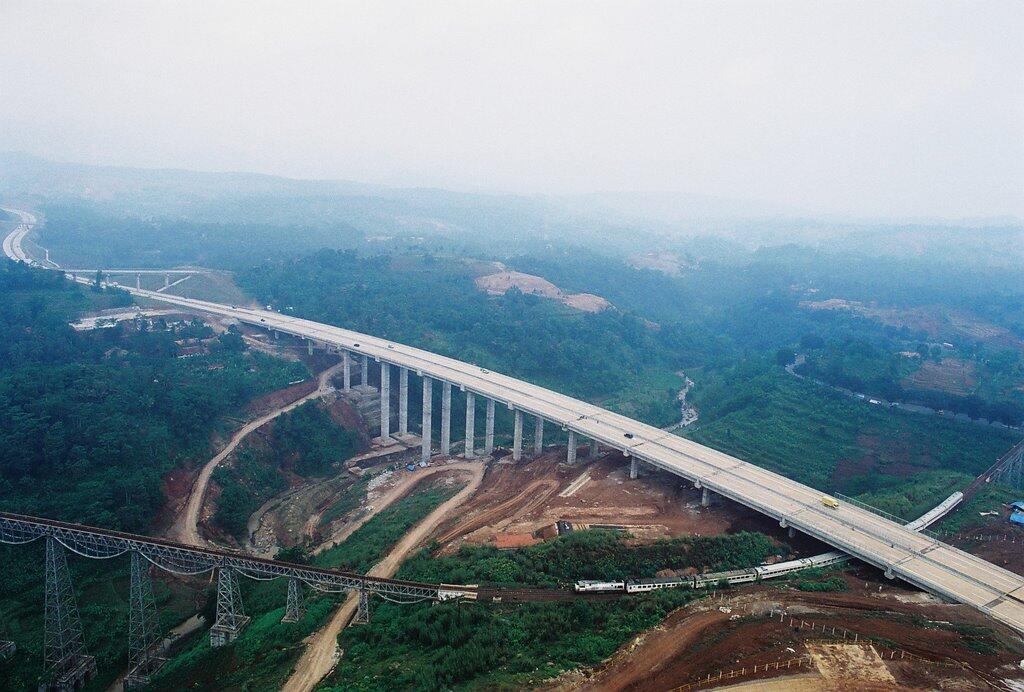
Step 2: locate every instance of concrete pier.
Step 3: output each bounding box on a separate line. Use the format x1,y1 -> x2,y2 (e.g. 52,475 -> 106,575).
701,487 -> 711,508
360,355 -> 368,386
485,399 -> 495,455
307,339 -> 314,355
590,439 -> 599,457
513,410 -> 523,461
464,392 -> 475,458
398,367 -> 409,435
440,382 -> 451,456
533,416 -> 544,455
421,377 -> 432,463
342,351 -> 350,390
379,363 -> 390,439
567,431 -> 577,465
629,456 -> 638,479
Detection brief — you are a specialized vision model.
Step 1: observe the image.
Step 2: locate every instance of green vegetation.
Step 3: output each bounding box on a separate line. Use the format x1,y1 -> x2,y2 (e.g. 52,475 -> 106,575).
211,402 -> 361,540
852,470 -> 972,522
321,530 -> 777,690
319,475 -> 370,528
241,251 -> 679,405
315,484 -> 460,572
684,359 -> 1018,494
797,575 -> 848,592
0,260 -> 307,690
212,448 -> 288,540
936,481 -> 1023,534
152,481 -> 461,691
402,529 -> 781,587
274,400 -> 361,476
151,577 -> 337,692
0,545 -> 200,692
798,336 -> 1024,426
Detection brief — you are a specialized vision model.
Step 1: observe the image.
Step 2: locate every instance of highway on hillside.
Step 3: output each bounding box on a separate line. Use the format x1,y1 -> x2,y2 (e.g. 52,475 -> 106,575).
1,207 -> 36,263
6,211 -> 1024,636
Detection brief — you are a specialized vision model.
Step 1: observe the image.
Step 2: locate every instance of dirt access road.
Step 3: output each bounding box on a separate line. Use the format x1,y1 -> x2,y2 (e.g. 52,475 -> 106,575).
320,461 -> 493,554
283,462 -> 486,692
169,360 -> 345,546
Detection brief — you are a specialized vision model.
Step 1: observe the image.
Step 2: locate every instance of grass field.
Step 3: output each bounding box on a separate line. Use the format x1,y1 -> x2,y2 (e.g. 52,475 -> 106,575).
684,363 -> 1019,504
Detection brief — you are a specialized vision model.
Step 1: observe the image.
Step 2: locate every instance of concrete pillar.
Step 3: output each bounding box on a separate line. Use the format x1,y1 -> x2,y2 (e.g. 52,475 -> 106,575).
274,330 -> 279,340
398,368 -> 408,435
342,351 -> 350,390
379,363 -> 390,439
513,411 -> 523,461
533,416 -> 544,456
440,382 -> 452,456
164,273 -> 169,288
567,431 -> 577,465
307,339 -> 314,355
788,526 -> 796,539
629,457 -> 638,479
701,487 -> 710,508
136,273 -> 141,290
464,392 -> 475,458
421,377 -> 432,463
485,399 -> 495,455
360,355 -> 368,386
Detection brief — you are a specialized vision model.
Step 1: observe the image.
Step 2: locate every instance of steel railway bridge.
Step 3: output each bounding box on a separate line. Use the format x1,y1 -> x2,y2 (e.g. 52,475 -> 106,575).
0,512 -> 475,690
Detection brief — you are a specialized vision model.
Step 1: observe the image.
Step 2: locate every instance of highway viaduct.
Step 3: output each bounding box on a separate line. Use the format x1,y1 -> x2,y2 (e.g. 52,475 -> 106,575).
5,210 -> 1024,639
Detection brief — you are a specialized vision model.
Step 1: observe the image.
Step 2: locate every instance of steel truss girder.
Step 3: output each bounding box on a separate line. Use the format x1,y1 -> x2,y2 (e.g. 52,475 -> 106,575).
0,513 -> 446,602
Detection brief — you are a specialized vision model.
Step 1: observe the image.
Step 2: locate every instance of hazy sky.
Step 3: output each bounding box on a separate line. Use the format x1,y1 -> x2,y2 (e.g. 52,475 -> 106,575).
1,0 -> 1021,219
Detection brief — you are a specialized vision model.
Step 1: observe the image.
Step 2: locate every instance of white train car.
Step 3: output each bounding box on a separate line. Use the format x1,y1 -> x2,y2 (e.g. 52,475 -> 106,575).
905,492 -> 963,531
574,580 -> 625,593
625,577 -> 690,593
693,567 -> 759,589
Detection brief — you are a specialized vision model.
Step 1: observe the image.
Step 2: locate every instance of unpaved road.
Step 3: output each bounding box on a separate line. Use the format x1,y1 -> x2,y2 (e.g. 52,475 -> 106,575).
283,463 -> 486,692
170,360 -> 344,546
312,460 -> 484,555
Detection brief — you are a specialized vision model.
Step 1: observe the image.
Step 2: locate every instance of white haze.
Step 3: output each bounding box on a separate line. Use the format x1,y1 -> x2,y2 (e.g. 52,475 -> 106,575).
0,0 -> 1021,220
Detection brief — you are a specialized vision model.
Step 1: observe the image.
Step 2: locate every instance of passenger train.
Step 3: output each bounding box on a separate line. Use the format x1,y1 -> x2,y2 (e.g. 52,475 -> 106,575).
573,491 -> 962,595
574,551 -> 849,593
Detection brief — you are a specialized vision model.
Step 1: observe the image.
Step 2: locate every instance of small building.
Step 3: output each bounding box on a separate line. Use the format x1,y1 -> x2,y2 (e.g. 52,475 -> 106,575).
1010,501 -> 1024,512
1009,512 -> 1024,527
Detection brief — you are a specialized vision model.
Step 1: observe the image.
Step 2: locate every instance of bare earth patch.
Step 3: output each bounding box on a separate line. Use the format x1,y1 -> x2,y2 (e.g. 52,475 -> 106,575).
474,267 -> 612,313
902,358 -> 977,396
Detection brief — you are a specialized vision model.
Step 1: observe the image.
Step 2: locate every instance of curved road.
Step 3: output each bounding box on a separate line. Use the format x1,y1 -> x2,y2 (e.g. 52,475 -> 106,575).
284,463 -> 486,692
170,360 -> 346,547
6,210 -> 1024,636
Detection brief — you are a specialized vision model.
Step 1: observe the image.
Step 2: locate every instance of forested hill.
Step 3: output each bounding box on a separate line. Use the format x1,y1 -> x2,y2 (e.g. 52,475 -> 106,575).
0,259 -> 305,531
240,250 -> 702,412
